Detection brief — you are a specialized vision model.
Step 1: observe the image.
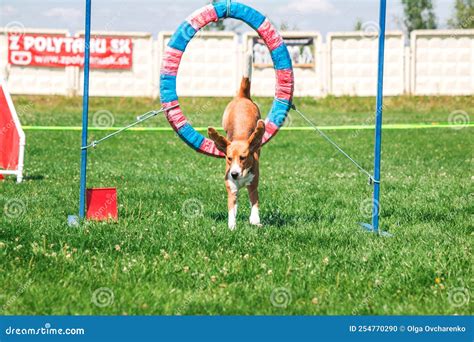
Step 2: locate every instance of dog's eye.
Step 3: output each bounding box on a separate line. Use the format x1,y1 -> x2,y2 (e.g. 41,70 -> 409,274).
227,157 -> 232,162
240,156 -> 246,161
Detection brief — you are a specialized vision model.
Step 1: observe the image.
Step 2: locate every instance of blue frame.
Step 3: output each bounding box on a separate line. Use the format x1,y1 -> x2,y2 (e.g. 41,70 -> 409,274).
372,0 -> 387,232
361,0 -> 389,236
78,0 -> 388,231
79,0 -> 92,219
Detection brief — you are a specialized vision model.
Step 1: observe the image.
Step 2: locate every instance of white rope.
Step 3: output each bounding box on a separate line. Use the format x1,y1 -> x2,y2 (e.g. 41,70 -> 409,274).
277,99 -> 378,184
81,105 -> 178,150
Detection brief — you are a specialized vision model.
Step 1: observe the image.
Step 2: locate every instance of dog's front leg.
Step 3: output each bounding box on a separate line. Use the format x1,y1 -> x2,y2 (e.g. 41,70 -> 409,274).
226,182 -> 238,230
247,174 -> 261,226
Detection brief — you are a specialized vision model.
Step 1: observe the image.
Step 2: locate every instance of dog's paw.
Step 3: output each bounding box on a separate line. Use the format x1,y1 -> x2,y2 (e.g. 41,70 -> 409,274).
228,222 -> 236,230
249,206 -> 261,226
249,217 -> 262,227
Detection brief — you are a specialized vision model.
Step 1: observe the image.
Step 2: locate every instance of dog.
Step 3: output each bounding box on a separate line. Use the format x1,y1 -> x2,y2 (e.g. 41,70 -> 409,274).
208,53 -> 265,230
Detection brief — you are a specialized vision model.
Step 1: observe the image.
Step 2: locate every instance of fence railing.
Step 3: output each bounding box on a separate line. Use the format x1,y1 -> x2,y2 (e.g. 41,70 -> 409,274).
1,28 -> 473,97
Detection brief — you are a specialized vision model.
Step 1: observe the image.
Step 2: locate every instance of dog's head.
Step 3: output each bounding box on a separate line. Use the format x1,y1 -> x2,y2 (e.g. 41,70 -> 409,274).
208,120 -> 265,180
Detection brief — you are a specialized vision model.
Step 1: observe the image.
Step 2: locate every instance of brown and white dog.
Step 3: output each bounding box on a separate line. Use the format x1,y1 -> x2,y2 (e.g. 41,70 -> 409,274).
208,53 -> 265,230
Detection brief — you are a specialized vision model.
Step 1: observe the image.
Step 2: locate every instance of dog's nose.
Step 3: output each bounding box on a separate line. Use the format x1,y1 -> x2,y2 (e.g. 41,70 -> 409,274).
231,172 -> 239,179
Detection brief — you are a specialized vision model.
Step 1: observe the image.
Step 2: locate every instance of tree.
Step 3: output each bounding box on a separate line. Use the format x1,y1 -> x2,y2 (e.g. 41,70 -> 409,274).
401,0 -> 437,35
278,21 -> 299,31
447,0 -> 474,29
354,18 -> 363,31
279,21 -> 290,31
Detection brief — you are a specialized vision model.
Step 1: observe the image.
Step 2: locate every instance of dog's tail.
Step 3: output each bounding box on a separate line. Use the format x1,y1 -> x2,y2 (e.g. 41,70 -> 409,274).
238,52 -> 253,99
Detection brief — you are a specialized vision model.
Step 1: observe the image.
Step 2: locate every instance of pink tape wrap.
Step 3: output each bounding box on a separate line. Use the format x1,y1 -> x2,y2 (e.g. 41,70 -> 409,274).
262,120 -> 279,144
161,47 -> 184,76
187,4 -> 219,31
200,138 -> 225,157
257,19 -> 284,51
163,101 -> 187,131
276,69 -> 294,101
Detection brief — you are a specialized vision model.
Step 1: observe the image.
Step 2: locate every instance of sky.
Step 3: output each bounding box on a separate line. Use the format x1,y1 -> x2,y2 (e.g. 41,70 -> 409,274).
0,0 -> 454,38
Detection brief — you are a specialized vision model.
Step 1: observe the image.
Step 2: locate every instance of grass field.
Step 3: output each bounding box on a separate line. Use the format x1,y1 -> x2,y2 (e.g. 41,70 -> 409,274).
0,95 -> 472,315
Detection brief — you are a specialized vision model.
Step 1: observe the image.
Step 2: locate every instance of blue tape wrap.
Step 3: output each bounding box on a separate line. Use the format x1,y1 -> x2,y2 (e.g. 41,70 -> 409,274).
178,123 -> 205,150
271,44 -> 292,70
268,99 -> 291,127
168,21 -> 197,52
159,75 -> 178,103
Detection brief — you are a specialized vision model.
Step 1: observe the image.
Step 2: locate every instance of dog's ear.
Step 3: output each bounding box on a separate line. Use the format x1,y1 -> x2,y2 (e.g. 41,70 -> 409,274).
208,127 -> 230,154
248,120 -> 266,153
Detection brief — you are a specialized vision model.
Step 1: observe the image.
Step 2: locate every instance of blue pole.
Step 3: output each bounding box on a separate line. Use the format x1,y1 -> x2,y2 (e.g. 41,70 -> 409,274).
79,0 -> 92,219
371,0 -> 387,232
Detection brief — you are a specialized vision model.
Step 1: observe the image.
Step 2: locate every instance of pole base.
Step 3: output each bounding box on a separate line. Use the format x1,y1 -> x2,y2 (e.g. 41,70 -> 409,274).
359,223 -> 393,237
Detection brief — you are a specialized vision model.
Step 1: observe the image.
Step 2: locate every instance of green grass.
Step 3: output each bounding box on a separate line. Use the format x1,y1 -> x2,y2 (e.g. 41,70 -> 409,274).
0,95 -> 472,315
13,94 -> 474,127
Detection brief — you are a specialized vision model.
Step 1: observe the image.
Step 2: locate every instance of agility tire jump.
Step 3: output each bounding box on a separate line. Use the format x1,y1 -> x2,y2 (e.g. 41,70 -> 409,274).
160,1 -> 294,158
